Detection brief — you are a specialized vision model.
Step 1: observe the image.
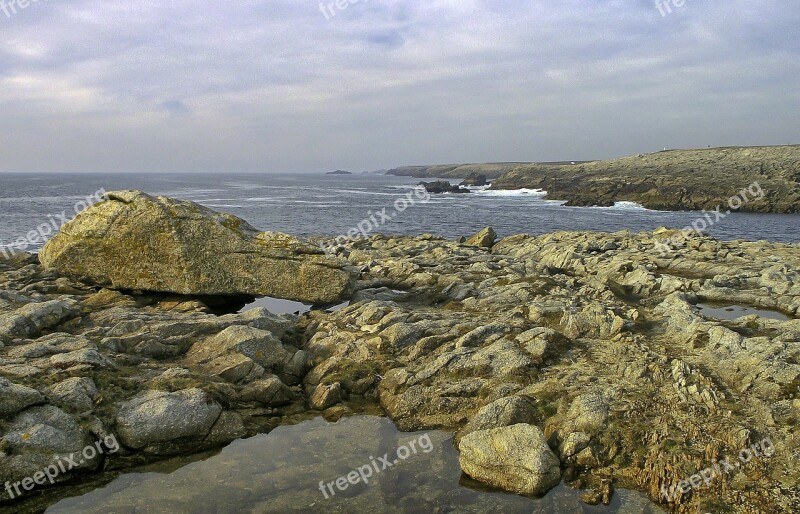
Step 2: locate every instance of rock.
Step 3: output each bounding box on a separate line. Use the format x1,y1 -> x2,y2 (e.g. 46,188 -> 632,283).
455,396 -> 538,445
49,377 -> 99,412
7,333 -> 94,359
464,227 -> 497,249
0,378 -> 45,417
380,322 -> 424,349
454,323 -> 508,348
0,299 -> 81,342
460,173 -> 489,187
186,325 -> 290,377
115,389 -> 223,453
50,349 -> 113,369
218,307 -> 294,338
351,287 -> 409,304
562,392 -> 610,436
0,405 -> 97,486
418,181 -> 471,194
560,303 -> 625,339
203,411 -> 246,447
310,382 -> 343,410
560,431 -> 592,460
239,376 -> 295,406
280,350 -> 309,386
39,190 -> 356,304
156,368 -> 191,381
197,353 -> 260,384
380,378 -> 485,431
515,327 -> 563,363
458,424 -> 561,497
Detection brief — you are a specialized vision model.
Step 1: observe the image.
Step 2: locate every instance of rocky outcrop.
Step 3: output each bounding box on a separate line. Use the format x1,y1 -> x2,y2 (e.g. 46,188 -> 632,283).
38,190 -> 356,304
3,197 -> 800,512
491,145 -> 800,212
418,181 -> 470,194
459,173 -> 489,186
458,424 -> 562,496
454,396 -> 538,445
299,229 -> 799,513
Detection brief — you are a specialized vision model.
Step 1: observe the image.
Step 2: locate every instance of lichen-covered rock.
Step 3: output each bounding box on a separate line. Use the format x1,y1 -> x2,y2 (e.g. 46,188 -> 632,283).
49,377 -> 99,413
458,424 -> 561,496
0,299 -> 81,342
454,396 -> 538,445
185,325 -> 289,380
239,376 -> 295,406
310,382 -> 343,410
39,190 -> 356,304
0,405 -> 98,488
464,227 -> 497,249
115,389 -> 223,454
0,378 -> 44,417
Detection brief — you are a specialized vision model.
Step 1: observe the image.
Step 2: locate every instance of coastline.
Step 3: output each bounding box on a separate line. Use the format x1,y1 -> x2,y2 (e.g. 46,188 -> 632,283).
386,145 -> 800,213
1,192 -> 798,512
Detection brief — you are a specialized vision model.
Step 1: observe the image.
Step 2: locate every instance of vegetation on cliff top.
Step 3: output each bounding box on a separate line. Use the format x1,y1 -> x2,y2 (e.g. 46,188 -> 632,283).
490,145 -> 800,213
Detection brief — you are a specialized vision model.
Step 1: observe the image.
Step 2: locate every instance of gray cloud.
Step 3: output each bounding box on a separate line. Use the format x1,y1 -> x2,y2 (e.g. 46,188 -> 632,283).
0,0 -> 797,173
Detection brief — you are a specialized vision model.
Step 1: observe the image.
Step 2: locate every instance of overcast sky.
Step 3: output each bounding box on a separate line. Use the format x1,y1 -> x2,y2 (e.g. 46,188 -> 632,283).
0,0 -> 797,173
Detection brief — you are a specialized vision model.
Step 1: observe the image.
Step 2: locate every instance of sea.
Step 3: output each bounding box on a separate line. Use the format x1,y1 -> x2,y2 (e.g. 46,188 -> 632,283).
1,173 -> 800,253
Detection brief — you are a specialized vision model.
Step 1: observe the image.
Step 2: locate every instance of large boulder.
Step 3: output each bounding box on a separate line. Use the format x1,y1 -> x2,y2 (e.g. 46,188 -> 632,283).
39,190 -> 356,304
458,424 -> 561,497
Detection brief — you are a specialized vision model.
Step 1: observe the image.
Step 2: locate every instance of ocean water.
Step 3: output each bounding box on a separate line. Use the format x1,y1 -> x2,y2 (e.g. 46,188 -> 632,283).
1,173 -> 799,253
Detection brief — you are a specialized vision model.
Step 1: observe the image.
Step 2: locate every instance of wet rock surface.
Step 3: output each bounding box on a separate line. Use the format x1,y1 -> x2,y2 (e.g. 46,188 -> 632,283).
418,180 -> 471,194
2,215 -> 800,512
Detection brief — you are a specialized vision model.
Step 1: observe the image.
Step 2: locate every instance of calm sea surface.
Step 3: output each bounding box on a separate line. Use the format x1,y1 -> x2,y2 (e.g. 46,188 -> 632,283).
1,173 -> 799,252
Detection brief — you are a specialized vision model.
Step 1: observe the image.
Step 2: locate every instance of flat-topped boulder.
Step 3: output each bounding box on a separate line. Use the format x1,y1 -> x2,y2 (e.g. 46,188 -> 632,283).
39,190 -> 356,304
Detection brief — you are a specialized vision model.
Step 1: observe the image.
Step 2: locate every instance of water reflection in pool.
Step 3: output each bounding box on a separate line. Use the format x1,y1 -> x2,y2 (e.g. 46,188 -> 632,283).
696,303 -> 791,321
48,416 -> 665,514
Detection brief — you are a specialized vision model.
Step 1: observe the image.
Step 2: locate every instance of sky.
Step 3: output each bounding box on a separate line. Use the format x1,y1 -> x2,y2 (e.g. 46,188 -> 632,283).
0,0 -> 798,173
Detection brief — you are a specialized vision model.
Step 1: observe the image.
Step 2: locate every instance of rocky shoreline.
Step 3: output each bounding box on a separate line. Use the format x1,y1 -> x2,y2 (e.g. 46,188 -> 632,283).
385,146 -> 800,213
2,192 -> 799,512
490,146 -> 800,213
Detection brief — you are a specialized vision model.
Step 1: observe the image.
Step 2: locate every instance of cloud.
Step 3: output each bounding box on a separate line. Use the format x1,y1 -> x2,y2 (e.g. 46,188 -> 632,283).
160,100 -> 189,116
0,0 -> 797,172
